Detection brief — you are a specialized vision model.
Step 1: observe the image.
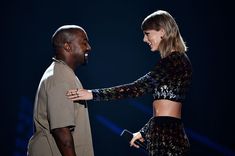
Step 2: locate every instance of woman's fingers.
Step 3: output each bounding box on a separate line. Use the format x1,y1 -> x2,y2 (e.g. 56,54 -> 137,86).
66,89 -> 82,101
66,89 -> 81,95
66,89 -> 92,101
67,94 -> 79,99
130,132 -> 143,148
130,138 -> 140,148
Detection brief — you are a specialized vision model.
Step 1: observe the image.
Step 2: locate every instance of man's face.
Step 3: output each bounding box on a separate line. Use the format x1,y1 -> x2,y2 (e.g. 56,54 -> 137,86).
69,30 -> 91,65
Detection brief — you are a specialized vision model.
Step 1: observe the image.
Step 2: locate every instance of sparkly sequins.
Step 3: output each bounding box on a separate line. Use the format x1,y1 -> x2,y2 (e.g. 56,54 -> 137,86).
154,85 -> 177,99
91,52 -> 192,155
142,117 -> 190,156
92,52 -> 192,103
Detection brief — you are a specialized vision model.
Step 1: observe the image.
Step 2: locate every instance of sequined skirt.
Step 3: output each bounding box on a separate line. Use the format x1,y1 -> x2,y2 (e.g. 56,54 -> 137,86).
145,116 -> 190,156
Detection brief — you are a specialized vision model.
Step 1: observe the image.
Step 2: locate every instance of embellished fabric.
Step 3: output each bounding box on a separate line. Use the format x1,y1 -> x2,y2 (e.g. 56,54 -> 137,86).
142,116 -> 190,156
91,52 -> 192,155
92,52 -> 192,102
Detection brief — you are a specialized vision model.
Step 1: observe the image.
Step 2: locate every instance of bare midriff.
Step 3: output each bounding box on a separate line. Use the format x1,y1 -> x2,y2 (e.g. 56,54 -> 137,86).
153,99 -> 182,118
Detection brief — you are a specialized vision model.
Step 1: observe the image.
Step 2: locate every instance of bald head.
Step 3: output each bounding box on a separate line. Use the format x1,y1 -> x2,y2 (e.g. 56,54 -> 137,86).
51,25 -> 86,52
51,25 -> 91,70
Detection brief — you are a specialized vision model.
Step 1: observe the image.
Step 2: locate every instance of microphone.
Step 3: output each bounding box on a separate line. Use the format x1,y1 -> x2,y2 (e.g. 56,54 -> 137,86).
120,129 -> 147,150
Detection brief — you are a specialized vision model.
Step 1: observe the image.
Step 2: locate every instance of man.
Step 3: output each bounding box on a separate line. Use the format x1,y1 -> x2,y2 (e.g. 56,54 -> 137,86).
27,25 -> 94,156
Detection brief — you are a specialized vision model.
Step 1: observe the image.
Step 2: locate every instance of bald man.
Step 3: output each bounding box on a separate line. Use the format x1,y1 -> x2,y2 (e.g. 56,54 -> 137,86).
27,25 -> 94,156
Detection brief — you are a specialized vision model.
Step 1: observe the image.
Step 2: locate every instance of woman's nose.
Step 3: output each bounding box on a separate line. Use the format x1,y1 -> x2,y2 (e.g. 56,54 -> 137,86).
143,35 -> 147,43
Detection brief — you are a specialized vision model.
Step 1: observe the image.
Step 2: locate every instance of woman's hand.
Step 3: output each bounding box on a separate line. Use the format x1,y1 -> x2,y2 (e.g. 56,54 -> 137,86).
130,132 -> 145,148
66,89 -> 93,101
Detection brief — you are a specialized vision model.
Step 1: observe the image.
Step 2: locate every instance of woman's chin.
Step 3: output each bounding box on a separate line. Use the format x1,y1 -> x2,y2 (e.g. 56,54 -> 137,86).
150,47 -> 158,52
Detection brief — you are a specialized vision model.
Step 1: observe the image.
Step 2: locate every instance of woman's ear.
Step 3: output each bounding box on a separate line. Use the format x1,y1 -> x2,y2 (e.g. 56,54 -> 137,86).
160,28 -> 165,37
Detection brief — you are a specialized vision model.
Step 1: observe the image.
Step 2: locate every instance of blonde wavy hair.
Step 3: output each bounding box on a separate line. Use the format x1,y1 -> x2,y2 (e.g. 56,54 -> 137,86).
142,10 -> 187,58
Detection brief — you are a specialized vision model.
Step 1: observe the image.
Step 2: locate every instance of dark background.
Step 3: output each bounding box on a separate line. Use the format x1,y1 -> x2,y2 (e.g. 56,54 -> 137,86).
1,0 -> 234,155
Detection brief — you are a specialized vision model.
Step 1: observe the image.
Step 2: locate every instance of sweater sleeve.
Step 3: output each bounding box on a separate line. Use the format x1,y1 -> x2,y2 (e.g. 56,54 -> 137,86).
91,59 -> 166,101
92,72 -> 155,101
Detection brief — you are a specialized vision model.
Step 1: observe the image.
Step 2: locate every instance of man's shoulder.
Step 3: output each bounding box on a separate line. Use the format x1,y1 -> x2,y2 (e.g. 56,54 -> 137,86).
55,62 -> 75,75
43,62 -> 73,77
43,62 -> 78,87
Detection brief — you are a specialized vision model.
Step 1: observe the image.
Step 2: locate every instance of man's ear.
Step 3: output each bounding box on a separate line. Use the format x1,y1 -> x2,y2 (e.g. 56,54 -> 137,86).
64,42 -> 71,52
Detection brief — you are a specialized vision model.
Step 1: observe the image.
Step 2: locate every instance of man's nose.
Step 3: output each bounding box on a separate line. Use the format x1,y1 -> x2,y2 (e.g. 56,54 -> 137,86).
87,44 -> 91,51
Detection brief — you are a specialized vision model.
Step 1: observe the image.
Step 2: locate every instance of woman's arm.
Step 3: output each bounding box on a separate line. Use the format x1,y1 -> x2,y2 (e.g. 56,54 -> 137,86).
91,72 -> 157,101
66,72 -> 156,101
67,59 -> 166,101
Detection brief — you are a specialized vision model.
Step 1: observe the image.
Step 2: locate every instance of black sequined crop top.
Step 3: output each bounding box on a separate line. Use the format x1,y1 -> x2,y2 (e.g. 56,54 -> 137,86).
92,52 -> 192,103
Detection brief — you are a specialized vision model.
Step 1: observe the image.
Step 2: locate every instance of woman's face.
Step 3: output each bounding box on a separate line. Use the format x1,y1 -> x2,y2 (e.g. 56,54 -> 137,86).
143,29 -> 165,52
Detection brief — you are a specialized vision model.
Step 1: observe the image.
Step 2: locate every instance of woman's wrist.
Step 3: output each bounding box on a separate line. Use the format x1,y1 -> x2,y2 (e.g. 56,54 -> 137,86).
87,90 -> 93,100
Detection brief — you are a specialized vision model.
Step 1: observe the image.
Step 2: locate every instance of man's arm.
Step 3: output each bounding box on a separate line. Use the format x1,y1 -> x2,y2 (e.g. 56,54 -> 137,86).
52,127 -> 76,156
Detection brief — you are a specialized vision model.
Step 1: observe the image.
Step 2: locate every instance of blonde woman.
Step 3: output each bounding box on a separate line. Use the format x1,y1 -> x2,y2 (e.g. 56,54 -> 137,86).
67,10 -> 192,156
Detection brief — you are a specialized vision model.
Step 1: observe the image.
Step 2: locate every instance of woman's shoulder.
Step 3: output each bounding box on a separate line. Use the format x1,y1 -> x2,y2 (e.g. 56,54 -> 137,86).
163,51 -> 191,65
152,51 -> 191,73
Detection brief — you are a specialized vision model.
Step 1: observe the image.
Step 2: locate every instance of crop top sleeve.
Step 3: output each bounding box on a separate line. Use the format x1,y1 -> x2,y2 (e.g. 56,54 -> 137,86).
92,52 -> 192,103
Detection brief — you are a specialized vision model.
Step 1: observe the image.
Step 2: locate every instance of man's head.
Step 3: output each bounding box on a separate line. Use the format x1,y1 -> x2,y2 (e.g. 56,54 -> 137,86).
51,25 -> 91,69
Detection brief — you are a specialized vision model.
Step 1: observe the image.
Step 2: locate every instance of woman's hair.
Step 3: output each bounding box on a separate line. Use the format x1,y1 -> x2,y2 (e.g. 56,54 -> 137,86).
142,10 -> 187,58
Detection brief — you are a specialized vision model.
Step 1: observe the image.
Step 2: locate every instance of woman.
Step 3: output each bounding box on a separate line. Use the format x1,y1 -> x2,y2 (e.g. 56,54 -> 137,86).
67,10 -> 192,156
